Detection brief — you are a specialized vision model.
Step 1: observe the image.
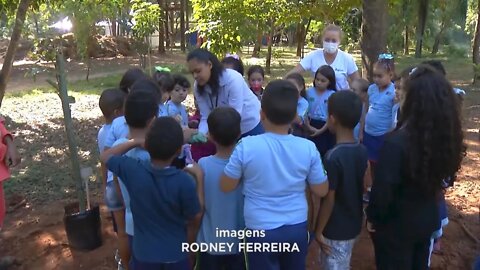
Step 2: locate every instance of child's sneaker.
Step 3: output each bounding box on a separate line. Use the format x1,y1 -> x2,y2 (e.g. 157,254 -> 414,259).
114,249 -> 120,263
363,187 -> 371,203
117,261 -> 126,270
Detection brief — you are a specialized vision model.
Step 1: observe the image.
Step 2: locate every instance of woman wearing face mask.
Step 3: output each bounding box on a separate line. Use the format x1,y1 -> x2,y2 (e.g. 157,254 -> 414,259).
187,48 -> 264,141
287,24 -> 360,90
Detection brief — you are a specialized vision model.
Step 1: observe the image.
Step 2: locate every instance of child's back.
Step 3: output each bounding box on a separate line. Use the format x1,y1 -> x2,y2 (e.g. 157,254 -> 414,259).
108,155 -> 198,261
323,143 -> 367,239
197,155 -> 244,250
225,133 -> 325,229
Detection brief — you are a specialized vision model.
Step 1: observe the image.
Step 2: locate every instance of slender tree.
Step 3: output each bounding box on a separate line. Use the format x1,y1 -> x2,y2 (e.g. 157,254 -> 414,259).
472,0 -> 480,84
415,0 -> 429,58
0,0 -> 31,107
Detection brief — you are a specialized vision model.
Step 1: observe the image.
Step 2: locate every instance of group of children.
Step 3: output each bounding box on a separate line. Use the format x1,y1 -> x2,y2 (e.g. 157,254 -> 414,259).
96,52 -> 465,270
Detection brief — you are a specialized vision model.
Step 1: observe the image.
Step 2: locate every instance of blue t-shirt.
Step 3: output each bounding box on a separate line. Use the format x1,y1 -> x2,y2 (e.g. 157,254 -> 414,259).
107,155 -> 200,263
297,97 -> 309,122
224,133 -> 328,230
197,155 -> 244,254
104,116 -> 129,148
158,103 -> 168,117
104,117 -> 129,184
306,87 -> 335,121
97,124 -> 111,154
112,138 -> 150,236
166,100 -> 188,127
365,83 -> 395,136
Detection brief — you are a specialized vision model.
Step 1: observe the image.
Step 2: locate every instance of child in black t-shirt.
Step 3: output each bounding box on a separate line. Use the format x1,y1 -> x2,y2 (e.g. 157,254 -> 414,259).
310,91 -> 368,269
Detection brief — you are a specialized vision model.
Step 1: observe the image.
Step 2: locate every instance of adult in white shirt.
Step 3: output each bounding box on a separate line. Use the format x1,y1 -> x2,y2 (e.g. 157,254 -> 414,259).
187,48 -> 264,137
287,24 -> 360,90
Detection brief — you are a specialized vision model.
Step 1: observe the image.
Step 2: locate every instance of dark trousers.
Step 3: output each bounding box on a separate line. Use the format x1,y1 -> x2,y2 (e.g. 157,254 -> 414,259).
371,230 -> 431,270
196,252 -> 245,270
246,222 -> 308,270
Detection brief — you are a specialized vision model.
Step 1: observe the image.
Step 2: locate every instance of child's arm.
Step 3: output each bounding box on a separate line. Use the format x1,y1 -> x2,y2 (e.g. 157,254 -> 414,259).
307,150 -> 329,198
184,163 -> 205,210
310,119 -> 329,137
220,142 -> 244,192
0,123 -> 20,167
359,102 -> 368,142
100,139 -> 143,164
313,190 -> 335,254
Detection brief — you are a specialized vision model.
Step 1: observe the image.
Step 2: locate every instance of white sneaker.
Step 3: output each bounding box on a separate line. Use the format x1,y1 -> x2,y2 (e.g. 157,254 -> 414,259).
114,249 -> 120,263
117,261 -> 126,270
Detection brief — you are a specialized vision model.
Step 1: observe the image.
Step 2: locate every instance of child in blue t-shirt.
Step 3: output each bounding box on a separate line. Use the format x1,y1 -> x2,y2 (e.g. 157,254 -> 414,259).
286,73 -> 309,137
196,107 -> 245,270
166,74 -> 190,127
101,116 -> 203,270
364,54 -> 396,163
97,88 -> 126,268
112,90 -> 158,269
221,80 -> 329,270
306,65 -> 336,157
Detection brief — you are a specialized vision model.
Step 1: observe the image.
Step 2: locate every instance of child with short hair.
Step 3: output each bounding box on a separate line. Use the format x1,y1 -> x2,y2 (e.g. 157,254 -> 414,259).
101,116 -> 203,269
247,65 -> 265,100
306,65 -> 337,157
286,73 -> 309,137
222,55 -> 244,76
311,91 -> 368,269
97,88 -> 126,266
102,80 -> 163,270
196,107 -> 245,270
166,74 -> 190,127
220,80 -> 329,270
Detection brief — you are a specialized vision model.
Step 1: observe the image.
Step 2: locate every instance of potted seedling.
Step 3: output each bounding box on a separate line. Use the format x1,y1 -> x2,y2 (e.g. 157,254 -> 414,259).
47,51 -> 102,251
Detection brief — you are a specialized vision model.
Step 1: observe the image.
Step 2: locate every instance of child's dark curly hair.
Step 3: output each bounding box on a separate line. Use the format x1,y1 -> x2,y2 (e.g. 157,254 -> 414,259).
402,65 -> 466,195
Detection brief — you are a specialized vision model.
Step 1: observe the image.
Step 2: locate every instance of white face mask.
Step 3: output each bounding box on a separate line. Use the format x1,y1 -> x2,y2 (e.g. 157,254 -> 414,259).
323,41 -> 339,54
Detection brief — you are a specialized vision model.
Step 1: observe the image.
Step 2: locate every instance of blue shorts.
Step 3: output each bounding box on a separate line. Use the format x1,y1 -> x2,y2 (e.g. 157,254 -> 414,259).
363,132 -> 386,162
196,252 -> 245,270
246,222 -> 308,270
105,181 -> 124,211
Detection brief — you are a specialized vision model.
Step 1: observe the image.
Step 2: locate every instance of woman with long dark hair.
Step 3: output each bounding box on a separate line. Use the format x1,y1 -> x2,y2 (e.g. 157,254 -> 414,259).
366,65 -> 466,269
187,49 -> 263,139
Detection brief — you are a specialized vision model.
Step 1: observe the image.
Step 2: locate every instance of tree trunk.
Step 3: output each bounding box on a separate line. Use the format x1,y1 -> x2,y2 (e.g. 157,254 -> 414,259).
252,29 -> 262,57
415,0 -> 429,58
296,23 -> 304,57
169,10 -> 174,48
110,17 -> 117,37
180,0 -> 186,52
165,4 -> 170,49
472,0 -> 480,84
432,22 -> 445,55
360,0 -> 388,82
302,18 -> 312,58
404,25 -> 409,55
266,22 -> 274,75
0,0 -> 30,108
185,0 -> 190,30
157,0 -> 166,53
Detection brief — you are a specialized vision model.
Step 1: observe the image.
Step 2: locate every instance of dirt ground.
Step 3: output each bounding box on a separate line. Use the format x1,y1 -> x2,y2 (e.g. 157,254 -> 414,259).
0,56 -> 478,270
